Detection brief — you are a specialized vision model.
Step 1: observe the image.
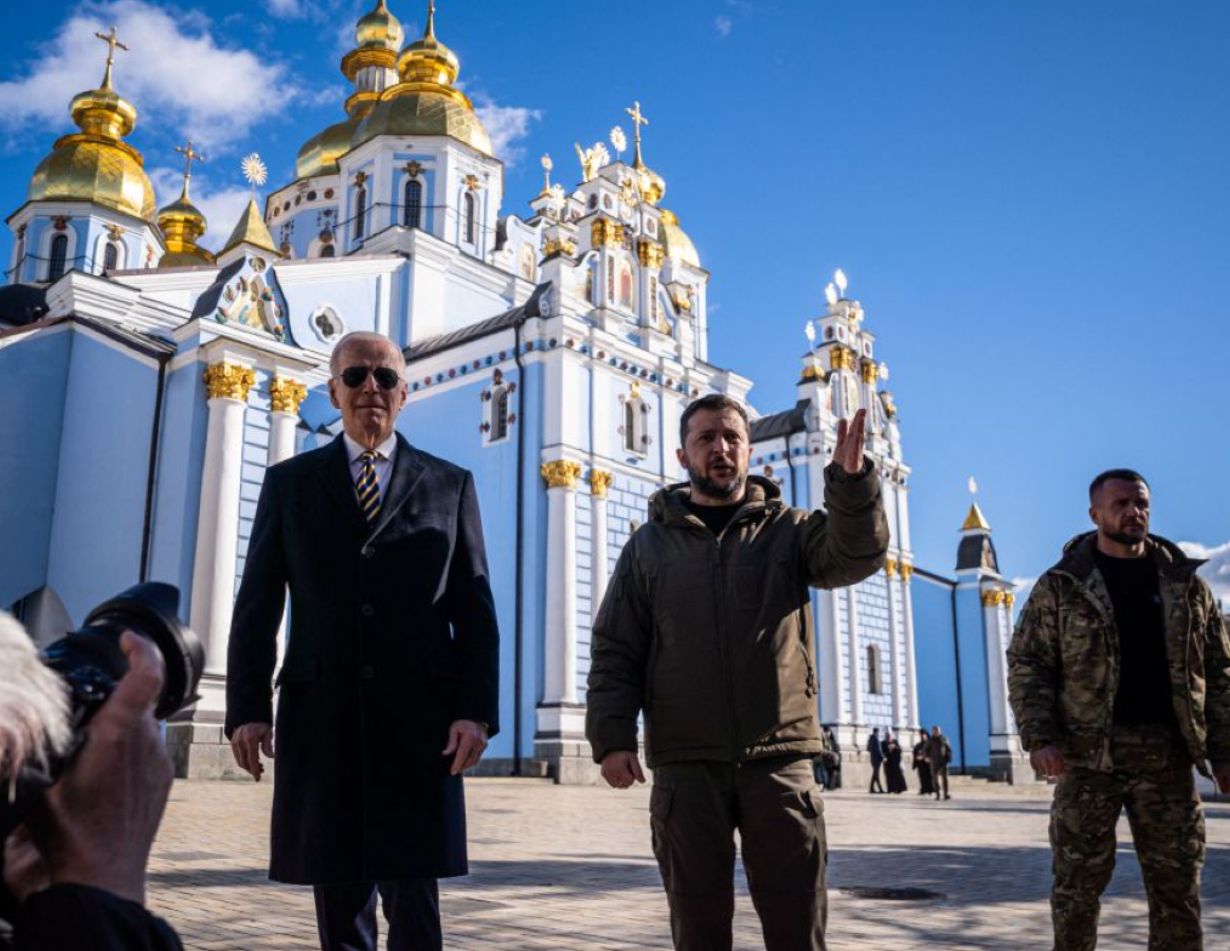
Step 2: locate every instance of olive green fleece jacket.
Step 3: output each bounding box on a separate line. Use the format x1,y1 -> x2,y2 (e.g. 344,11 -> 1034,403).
586,465 -> 890,767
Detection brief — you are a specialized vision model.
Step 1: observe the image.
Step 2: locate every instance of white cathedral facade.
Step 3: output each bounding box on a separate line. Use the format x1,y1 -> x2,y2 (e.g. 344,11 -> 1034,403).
0,2 -> 1027,784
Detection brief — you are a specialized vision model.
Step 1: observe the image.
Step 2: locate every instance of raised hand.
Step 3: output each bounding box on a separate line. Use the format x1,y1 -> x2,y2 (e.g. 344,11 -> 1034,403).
833,408 -> 868,475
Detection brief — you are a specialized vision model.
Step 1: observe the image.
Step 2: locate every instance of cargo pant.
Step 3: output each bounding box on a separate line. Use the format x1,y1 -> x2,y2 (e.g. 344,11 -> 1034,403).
1050,726 -> 1205,951
649,756 -> 826,951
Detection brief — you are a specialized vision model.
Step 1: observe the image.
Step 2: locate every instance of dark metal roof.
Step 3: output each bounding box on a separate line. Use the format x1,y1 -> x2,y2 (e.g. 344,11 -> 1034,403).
750,399 -> 810,442
957,533 -> 999,573
190,257 -> 246,320
0,283 -> 49,328
404,283 -> 550,362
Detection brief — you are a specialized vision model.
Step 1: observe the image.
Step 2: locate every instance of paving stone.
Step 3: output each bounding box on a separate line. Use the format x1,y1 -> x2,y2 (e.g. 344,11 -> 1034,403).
146,776 -> 1230,949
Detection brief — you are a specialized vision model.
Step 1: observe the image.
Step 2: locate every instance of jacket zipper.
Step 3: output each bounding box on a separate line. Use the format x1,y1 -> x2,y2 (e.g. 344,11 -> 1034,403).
712,533 -> 741,763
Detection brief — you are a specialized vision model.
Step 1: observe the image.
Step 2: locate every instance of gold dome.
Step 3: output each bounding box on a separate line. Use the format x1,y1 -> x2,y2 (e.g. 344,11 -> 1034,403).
352,85 -> 492,155
28,83 -> 154,222
296,113 -> 365,180
659,209 -> 699,268
157,183 -> 213,268
355,0 -> 403,51
397,2 -> 459,85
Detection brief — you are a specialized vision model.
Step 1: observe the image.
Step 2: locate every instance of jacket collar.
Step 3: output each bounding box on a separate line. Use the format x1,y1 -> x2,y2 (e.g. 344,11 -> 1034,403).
648,474 -> 784,529
316,432 -> 426,541
1054,530 -> 1205,583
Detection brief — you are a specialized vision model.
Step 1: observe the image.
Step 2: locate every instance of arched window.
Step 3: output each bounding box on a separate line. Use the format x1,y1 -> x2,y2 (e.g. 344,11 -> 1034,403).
619,263 -> 633,307
519,245 -> 536,281
650,276 -> 659,324
623,401 -> 637,453
404,179 -> 422,228
463,191 -> 477,244
103,241 -> 118,272
867,645 -> 882,694
585,267 -> 594,304
353,186 -> 367,241
606,257 -> 615,303
48,234 -> 68,282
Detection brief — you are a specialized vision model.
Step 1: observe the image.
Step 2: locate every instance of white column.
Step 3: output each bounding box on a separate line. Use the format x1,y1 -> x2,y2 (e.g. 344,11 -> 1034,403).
589,469 -> 612,610
982,589 -> 1012,739
901,564 -> 920,727
845,585 -> 864,725
541,460 -> 581,704
885,560 -> 904,729
267,376 -> 306,466
190,362 -> 255,680
818,588 -> 846,724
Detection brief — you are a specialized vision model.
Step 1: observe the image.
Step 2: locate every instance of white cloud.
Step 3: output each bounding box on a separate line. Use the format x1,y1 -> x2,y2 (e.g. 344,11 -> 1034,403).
1010,576 -> 1038,615
715,15 -> 733,37
472,95 -> 542,167
265,0 -> 304,16
1178,540 -> 1230,609
0,0 -> 303,150
149,166 -> 256,252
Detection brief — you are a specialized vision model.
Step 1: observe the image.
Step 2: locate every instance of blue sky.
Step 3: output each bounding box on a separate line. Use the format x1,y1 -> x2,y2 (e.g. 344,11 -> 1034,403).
1,0 -> 1227,600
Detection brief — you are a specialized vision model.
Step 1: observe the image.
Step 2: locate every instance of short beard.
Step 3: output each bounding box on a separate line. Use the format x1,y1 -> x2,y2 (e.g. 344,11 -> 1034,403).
689,470 -> 745,502
1106,529 -> 1146,546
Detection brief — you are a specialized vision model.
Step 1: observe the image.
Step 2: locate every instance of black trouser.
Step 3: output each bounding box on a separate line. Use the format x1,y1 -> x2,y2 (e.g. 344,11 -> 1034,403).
869,760 -> 884,793
650,757 -> 827,951
312,878 -> 440,951
933,764 -> 949,799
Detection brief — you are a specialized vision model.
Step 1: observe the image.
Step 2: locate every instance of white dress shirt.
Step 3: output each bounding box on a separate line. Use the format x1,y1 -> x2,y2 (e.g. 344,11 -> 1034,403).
343,432 -> 397,505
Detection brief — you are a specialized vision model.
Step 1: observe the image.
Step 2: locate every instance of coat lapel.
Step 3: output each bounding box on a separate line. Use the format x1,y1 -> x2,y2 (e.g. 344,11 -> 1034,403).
365,433 -> 426,544
316,434 -> 365,524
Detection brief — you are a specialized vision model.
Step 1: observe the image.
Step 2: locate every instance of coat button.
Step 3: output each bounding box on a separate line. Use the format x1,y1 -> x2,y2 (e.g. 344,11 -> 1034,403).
361,665 -> 375,680
361,546 -> 375,559
360,603 -> 374,617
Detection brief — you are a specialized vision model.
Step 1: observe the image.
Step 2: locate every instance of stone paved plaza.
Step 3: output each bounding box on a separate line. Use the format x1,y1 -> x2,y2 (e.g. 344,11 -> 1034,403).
147,776 -> 1230,950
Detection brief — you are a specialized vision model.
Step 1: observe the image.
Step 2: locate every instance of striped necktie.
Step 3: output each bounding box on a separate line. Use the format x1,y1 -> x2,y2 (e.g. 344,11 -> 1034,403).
355,450 -> 381,523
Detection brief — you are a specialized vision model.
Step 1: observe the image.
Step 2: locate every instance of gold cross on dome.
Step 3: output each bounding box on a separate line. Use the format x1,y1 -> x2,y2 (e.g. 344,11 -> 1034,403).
94,26 -> 129,90
176,140 -> 206,179
625,100 -> 649,165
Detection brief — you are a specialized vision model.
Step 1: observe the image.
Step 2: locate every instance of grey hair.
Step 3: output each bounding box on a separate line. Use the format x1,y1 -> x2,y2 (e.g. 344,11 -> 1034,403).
0,611 -> 70,791
329,332 -> 407,377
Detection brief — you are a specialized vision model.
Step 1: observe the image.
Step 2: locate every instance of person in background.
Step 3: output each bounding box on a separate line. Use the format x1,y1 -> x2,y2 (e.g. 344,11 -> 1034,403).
867,727 -> 885,794
912,728 -> 935,796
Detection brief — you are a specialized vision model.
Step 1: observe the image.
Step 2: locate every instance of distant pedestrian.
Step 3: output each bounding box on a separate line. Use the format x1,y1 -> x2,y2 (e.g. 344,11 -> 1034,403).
867,727 -> 885,794
815,725 -> 840,790
926,726 -> 952,801
912,729 -> 935,796
1008,468 -> 1230,949
883,730 -> 907,794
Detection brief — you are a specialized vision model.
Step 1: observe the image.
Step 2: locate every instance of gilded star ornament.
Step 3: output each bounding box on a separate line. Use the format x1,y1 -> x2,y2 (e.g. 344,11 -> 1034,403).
241,153 -> 269,188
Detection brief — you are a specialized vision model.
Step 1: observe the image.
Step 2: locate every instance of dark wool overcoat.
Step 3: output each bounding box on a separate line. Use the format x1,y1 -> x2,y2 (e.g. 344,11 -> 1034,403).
225,433 -> 499,884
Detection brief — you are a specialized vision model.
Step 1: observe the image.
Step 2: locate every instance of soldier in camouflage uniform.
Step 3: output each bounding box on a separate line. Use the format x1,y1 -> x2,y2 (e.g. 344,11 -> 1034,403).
1008,469 -> 1230,950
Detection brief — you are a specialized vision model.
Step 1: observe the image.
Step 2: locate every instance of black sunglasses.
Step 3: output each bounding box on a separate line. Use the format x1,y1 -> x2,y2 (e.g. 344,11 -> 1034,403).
339,366 -> 402,390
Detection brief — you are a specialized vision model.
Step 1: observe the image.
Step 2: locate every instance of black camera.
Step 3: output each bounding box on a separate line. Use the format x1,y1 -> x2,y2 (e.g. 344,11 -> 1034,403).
1,582 -> 204,835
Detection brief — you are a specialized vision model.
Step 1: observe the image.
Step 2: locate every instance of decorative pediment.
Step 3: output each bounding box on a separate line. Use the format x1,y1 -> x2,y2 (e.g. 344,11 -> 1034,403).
192,254 -> 290,343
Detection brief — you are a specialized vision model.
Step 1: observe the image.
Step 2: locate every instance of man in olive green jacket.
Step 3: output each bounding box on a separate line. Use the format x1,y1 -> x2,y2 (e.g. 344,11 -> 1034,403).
586,395 -> 888,951
1008,469 -> 1230,951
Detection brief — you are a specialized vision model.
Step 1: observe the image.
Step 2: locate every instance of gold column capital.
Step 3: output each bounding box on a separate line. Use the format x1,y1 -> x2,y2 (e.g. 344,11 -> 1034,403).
829,347 -> 855,372
541,459 -> 583,490
203,362 -> 255,402
591,218 -> 624,248
1004,591 -> 1016,606
861,360 -> 879,384
269,376 -> 308,414
637,238 -> 665,268
982,588 -> 1010,607
885,556 -> 899,578
590,468 -> 614,499
899,562 -> 914,582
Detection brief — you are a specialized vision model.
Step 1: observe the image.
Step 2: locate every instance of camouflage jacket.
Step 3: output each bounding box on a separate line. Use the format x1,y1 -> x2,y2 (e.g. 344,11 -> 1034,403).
1007,532 -> 1230,774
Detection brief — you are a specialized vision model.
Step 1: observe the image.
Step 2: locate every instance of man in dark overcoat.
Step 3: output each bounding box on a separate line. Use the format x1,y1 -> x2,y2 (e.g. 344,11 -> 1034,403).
225,331 -> 499,951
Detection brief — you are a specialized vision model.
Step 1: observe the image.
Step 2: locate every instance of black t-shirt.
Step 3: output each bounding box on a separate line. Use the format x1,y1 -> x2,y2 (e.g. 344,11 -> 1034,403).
1093,549 -> 1176,728
683,498 -> 743,536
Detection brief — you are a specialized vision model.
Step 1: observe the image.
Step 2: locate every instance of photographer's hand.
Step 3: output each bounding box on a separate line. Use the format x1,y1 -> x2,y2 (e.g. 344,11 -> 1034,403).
230,723 -> 274,781
5,631 -> 173,905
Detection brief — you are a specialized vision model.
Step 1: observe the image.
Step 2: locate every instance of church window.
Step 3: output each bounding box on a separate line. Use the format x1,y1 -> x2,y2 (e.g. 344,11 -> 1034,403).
491,386 -> 510,441
623,401 -> 637,453
619,386 -> 650,456
353,186 -> 367,241
519,244 -> 536,281
585,267 -> 594,304
482,370 -> 514,445
650,276 -> 659,324
867,645 -> 883,694
646,217 -> 657,237
606,258 -> 615,303
404,179 -> 423,229
619,263 -> 633,308
47,234 -> 68,281
588,194 -> 598,210
103,241 -> 118,272
14,228 -> 26,279
464,191 -> 477,244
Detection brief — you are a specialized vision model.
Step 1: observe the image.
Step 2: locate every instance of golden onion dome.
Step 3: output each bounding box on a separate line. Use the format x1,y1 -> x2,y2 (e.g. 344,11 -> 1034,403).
27,83 -> 155,222
352,86 -> 492,155
355,0 -> 404,51
156,182 -> 213,268
634,162 -> 666,206
296,113 -> 365,180
397,2 -> 459,85
659,209 -> 699,268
